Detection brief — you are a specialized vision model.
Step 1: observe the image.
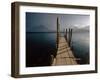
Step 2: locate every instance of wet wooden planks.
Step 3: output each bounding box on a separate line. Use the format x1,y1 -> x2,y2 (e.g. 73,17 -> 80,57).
52,37 -> 77,66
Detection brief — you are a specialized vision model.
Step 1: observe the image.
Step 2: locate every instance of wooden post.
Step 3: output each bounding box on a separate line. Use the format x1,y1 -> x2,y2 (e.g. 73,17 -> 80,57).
70,29 -> 73,47
57,17 -> 60,49
66,29 -> 67,41
68,28 -> 71,46
68,28 -> 73,47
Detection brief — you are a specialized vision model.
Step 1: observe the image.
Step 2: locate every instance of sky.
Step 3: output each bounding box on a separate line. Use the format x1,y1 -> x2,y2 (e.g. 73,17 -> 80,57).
26,12 -> 90,32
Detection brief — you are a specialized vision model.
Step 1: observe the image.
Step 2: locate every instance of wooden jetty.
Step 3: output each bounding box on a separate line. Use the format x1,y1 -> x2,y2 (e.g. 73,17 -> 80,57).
52,17 -> 78,66
52,36 -> 78,65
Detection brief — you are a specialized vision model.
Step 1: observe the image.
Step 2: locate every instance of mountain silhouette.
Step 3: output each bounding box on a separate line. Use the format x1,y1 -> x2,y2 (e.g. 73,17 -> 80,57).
26,25 -> 55,32
72,25 -> 89,32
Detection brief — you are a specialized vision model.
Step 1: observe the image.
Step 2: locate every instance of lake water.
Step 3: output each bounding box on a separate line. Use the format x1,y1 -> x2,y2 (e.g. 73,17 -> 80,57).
26,32 -> 57,67
26,32 -> 89,67
71,32 -> 89,64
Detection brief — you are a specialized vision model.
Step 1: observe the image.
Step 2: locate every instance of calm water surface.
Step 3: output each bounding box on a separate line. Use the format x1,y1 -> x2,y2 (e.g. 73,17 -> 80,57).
71,32 -> 89,64
26,32 -> 89,67
26,32 -> 57,67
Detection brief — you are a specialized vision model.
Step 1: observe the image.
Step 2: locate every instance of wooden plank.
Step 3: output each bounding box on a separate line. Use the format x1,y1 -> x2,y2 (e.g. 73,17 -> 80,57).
52,58 -> 56,66
52,36 -> 78,66
65,58 -> 72,64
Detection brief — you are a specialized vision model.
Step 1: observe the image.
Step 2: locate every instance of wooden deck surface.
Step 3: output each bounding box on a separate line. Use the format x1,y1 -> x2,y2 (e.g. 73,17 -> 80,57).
52,36 -> 78,66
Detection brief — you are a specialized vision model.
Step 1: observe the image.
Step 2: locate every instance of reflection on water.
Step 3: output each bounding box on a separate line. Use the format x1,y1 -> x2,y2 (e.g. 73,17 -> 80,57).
26,32 -> 57,67
26,32 -> 89,67
71,32 -> 89,64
